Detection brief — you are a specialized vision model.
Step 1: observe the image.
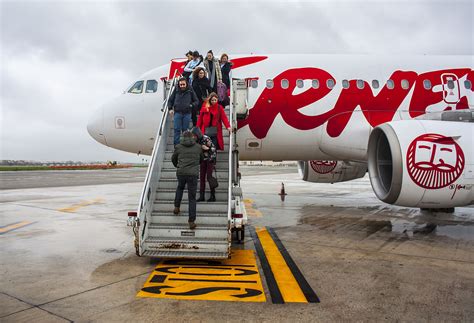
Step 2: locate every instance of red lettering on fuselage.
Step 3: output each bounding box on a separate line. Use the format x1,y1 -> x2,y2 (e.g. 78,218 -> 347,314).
328,71 -> 417,137
238,68 -> 472,139
239,68 -> 334,138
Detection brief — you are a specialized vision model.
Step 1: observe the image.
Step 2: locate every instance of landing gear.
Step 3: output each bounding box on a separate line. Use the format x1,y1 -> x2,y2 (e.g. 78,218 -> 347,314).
234,226 -> 245,244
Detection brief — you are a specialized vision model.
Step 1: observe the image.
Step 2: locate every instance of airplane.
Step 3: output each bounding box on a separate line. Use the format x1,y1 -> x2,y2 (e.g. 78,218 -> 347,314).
87,54 -> 474,211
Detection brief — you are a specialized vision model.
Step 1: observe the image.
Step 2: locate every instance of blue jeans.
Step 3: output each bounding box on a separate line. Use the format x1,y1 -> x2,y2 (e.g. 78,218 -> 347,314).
173,112 -> 192,145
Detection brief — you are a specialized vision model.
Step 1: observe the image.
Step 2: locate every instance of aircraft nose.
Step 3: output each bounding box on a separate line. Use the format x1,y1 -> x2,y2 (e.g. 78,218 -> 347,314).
87,107 -> 107,145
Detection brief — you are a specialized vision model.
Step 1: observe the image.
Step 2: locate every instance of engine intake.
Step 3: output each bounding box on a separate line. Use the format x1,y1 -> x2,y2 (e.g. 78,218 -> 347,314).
298,160 -> 366,183
368,120 -> 474,208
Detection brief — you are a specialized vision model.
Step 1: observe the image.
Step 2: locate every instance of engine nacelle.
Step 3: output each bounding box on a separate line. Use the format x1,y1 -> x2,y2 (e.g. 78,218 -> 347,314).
368,119 -> 474,208
298,160 -> 366,183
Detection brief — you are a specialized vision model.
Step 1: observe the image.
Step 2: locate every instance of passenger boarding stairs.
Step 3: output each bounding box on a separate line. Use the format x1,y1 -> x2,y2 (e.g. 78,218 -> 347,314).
130,76 -> 237,259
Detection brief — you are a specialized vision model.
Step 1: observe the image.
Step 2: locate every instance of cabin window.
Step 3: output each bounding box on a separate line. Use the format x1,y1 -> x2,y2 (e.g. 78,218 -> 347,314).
447,80 -> 455,90
266,79 -> 274,89
281,79 -> 289,89
251,79 -> 258,88
401,79 -> 409,90
326,79 -> 335,89
312,79 -> 319,89
357,79 -> 365,89
464,80 -> 472,90
145,80 -> 158,93
387,79 -> 394,89
342,80 -> 349,89
423,79 -> 432,90
128,80 -> 144,94
372,80 -> 379,89
296,79 -> 304,88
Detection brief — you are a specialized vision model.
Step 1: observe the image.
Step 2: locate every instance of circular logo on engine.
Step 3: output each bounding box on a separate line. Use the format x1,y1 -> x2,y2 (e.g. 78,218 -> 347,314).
406,133 -> 464,189
310,160 -> 338,174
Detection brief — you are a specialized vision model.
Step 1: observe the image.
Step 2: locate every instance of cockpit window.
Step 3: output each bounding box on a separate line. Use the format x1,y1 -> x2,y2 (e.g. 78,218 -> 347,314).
128,81 -> 144,94
146,80 -> 158,93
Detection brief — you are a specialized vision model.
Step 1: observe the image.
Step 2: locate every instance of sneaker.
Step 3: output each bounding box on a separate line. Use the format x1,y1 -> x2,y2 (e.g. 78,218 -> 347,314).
173,207 -> 180,215
188,221 -> 196,229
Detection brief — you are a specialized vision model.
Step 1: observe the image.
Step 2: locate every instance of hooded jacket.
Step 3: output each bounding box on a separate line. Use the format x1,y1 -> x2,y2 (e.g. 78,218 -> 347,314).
167,87 -> 199,114
192,76 -> 212,101
172,135 -> 204,176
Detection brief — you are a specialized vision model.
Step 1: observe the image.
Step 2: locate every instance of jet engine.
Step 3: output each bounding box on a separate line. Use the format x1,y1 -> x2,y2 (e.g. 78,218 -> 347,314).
298,160 -> 367,183
367,118 -> 474,208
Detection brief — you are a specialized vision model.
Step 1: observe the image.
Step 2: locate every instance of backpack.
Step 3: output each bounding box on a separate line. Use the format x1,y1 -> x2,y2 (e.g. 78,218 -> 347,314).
217,81 -> 228,102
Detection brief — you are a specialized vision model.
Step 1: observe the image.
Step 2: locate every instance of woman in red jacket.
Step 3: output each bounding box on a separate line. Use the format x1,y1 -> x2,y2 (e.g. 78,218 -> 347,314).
197,93 -> 231,150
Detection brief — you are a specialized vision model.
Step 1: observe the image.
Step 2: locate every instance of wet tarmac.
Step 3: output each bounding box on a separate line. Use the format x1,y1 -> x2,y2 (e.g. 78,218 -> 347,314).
1,167 -> 473,322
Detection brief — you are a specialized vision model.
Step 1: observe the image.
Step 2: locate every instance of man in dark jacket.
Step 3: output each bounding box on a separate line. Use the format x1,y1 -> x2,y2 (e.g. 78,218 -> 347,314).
172,130 -> 204,229
168,77 -> 199,145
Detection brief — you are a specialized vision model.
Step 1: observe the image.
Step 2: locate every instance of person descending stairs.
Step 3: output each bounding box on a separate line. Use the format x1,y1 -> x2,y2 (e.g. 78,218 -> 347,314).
128,74 -> 234,259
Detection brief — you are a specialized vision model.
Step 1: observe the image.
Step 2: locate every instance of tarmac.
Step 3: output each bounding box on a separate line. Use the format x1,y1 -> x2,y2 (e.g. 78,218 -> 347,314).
1,166 -> 473,322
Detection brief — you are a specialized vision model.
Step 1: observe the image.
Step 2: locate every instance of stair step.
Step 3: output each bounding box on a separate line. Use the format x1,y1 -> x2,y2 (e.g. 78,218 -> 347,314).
152,210 -> 225,216
145,236 -> 227,243
148,224 -> 229,232
166,144 -> 229,153
160,169 -> 230,180
151,213 -> 228,225
156,187 -> 228,193
143,236 -> 229,255
156,179 -> 229,190
161,160 -> 229,169
155,190 -> 229,201
142,250 -> 229,259
153,201 -> 228,213
167,135 -> 230,145
164,151 -> 229,161
147,224 -> 228,239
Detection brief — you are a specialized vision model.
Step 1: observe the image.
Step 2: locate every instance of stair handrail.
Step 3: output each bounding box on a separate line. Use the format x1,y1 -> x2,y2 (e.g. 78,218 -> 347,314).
139,70 -> 178,210
136,71 -> 178,252
227,81 -> 234,244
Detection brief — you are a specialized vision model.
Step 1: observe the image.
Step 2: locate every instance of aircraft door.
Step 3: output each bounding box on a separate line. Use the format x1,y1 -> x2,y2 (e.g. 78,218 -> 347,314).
232,79 -> 248,119
441,73 -> 461,104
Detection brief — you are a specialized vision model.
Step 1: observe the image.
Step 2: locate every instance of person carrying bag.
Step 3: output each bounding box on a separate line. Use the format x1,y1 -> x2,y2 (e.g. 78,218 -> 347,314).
192,127 -> 218,202
196,93 -> 231,151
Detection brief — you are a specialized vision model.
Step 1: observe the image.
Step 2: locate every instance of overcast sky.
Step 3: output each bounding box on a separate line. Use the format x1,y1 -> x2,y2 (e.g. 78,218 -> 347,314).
1,0 -> 472,162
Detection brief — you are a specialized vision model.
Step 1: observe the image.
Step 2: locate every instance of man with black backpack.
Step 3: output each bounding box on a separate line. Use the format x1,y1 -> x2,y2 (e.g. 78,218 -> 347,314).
168,77 -> 199,146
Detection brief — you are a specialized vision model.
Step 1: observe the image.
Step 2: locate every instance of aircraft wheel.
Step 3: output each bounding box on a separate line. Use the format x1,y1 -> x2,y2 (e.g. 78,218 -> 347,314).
236,226 -> 245,243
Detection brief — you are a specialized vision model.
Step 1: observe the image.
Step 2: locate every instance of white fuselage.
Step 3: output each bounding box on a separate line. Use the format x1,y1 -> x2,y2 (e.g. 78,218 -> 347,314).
87,54 -> 473,162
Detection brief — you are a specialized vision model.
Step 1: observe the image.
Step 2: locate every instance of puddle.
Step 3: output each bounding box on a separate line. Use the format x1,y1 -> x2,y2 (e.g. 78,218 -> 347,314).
300,212 -> 474,241
382,219 -> 474,241
388,219 -> 474,240
101,248 -> 122,253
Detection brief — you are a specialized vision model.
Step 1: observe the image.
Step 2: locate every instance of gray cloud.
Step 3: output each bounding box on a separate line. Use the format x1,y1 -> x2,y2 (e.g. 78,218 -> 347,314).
1,0 -> 472,162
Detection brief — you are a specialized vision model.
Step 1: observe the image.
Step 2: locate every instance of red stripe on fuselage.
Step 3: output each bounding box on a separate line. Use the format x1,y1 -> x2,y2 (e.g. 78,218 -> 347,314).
167,56 -> 268,80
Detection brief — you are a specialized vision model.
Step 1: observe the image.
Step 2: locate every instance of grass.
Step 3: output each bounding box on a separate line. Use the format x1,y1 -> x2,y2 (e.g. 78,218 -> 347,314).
0,165 -> 144,171
0,166 -> 52,171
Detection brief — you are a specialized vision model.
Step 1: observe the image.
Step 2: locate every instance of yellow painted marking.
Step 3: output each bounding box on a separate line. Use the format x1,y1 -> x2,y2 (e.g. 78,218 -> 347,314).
138,249 -> 266,302
0,221 -> 32,234
58,198 -> 104,213
256,227 -> 307,303
243,198 -> 262,217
